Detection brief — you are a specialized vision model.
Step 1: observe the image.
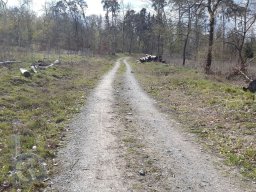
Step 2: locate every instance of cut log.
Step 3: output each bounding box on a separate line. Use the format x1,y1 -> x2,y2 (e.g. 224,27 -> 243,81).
20,68 -> 31,78
53,60 -> 60,65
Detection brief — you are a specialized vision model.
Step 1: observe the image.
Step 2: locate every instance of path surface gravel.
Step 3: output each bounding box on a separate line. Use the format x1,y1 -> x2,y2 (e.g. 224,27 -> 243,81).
52,59 -> 125,192
51,58 -> 256,192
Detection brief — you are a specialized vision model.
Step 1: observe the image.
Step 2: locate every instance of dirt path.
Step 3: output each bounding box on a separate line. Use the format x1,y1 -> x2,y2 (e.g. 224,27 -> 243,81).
52,59 -> 126,191
51,58 -> 255,192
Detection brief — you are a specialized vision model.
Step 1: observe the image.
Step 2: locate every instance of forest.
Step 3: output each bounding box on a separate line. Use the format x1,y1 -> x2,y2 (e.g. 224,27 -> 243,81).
0,0 -> 256,75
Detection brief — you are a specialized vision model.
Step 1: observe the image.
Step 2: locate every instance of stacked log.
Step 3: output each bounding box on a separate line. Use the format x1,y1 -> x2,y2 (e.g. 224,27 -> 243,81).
139,54 -> 166,63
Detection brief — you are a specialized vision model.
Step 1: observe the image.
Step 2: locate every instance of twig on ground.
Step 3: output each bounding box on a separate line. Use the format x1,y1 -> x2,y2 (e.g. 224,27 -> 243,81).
70,159 -> 79,171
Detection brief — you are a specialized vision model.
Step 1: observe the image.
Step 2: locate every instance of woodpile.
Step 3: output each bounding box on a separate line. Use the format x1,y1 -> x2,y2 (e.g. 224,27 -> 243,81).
138,54 -> 166,63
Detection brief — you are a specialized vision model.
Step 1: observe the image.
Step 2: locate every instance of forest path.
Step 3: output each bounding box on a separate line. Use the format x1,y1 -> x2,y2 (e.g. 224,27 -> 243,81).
51,58 -> 255,192
52,58 -> 126,191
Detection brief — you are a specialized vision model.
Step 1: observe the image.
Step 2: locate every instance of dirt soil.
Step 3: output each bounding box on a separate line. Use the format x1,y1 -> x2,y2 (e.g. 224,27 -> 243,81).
50,58 -> 256,192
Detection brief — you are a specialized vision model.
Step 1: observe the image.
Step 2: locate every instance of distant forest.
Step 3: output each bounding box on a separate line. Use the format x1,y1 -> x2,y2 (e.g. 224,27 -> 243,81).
0,0 -> 256,74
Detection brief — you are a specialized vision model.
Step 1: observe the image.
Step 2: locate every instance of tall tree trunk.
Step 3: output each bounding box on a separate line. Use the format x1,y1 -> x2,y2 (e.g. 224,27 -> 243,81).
195,14 -> 200,59
157,34 -> 161,57
122,21 -> 125,53
222,5 -> 225,54
183,31 -> 190,66
183,7 -> 191,66
121,0 -> 125,53
129,32 -> 133,54
205,13 -> 215,74
239,1 -> 249,72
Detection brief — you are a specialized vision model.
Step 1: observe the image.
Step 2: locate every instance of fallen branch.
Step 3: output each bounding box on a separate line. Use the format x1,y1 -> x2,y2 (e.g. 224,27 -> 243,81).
238,69 -> 253,82
70,159 -> 79,171
227,66 -> 253,81
0,61 -> 22,65
33,59 -> 60,69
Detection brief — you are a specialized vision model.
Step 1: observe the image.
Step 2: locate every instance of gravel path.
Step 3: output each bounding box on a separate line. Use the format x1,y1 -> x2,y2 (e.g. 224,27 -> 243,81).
52,59 -> 126,192
51,58 -> 255,192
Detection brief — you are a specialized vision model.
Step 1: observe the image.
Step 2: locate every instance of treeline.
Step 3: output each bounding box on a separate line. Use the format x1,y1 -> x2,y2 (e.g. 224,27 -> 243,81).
0,0 -> 256,74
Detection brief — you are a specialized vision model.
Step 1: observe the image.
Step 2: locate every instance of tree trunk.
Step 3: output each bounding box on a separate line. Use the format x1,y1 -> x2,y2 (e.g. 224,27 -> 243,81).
239,3 -> 248,72
183,7 -> 191,66
157,34 -> 161,57
222,5 -> 225,54
111,12 -> 117,54
129,32 -> 134,54
205,14 -> 215,74
122,22 -> 125,53
183,31 -> 190,66
238,41 -> 246,72
195,14 -> 199,59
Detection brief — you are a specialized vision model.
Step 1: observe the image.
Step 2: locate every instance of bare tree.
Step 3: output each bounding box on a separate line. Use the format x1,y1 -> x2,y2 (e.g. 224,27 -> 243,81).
101,0 -> 120,54
205,0 -> 222,73
226,0 -> 256,72
151,0 -> 167,57
182,0 -> 203,66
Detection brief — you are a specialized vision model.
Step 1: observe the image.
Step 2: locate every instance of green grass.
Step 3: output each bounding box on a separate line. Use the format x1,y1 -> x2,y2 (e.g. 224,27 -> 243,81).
0,53 -> 114,191
118,62 -> 126,75
131,59 -> 256,181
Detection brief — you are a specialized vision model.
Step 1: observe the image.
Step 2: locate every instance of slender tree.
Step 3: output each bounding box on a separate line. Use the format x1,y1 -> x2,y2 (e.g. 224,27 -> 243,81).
205,0 -> 222,74
226,0 -> 256,72
151,0 -> 167,56
101,0 -> 120,54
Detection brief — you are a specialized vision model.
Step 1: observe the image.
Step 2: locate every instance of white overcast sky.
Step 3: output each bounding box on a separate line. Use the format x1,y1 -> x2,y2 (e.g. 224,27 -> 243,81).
7,0 -> 151,15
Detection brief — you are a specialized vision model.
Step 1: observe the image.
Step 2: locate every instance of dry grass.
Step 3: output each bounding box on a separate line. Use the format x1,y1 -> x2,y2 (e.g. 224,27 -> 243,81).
131,58 -> 256,181
162,55 -> 256,78
0,53 -> 114,191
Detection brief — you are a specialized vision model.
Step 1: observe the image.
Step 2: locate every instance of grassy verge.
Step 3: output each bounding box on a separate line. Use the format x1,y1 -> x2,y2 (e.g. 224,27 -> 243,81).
0,54 -> 114,191
130,58 -> 256,181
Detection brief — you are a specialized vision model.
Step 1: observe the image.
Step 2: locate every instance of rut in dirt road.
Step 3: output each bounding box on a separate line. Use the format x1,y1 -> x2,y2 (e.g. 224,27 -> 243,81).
52,59 -> 126,192
120,58 -> 255,192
